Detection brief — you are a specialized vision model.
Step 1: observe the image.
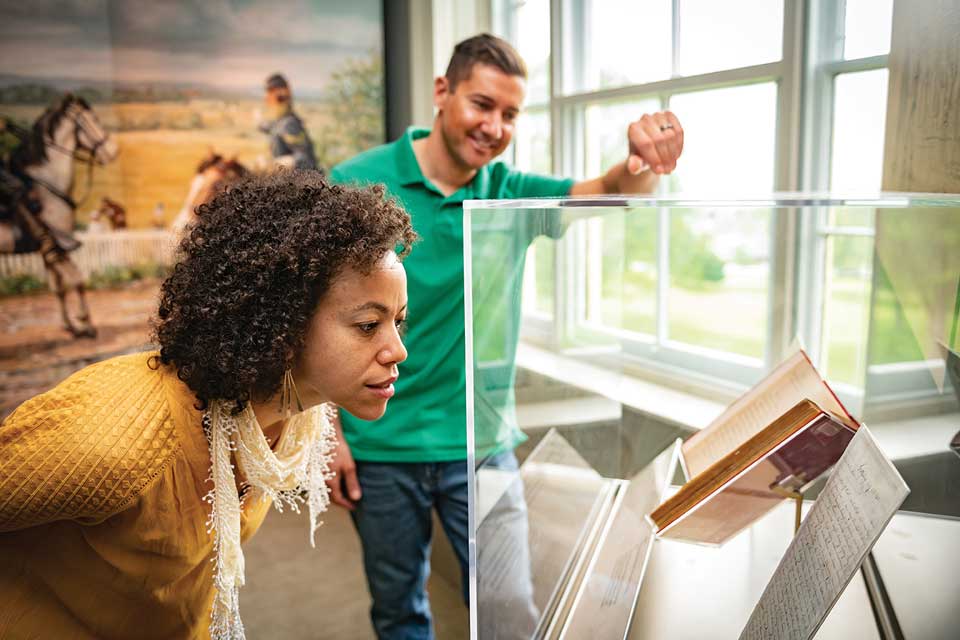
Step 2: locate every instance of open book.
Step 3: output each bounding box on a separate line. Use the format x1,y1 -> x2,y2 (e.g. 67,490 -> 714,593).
648,349 -> 860,545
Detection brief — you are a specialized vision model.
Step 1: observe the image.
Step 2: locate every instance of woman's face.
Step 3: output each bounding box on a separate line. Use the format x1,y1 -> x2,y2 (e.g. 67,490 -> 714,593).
295,251 -> 408,421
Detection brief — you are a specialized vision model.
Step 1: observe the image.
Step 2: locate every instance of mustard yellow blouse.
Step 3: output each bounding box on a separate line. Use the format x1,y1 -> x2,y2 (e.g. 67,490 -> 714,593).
0,352 -> 271,639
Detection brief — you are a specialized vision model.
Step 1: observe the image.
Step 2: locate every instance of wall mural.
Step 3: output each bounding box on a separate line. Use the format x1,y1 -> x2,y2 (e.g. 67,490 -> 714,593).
0,0 -> 385,416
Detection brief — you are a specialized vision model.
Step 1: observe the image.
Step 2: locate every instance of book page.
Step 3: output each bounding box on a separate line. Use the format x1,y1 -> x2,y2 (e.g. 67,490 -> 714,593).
738,427 -> 909,640
683,350 -> 855,478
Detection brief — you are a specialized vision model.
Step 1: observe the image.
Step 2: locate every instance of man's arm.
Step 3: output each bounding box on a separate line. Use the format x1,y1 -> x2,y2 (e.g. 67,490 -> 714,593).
570,111 -> 683,196
326,408 -> 362,510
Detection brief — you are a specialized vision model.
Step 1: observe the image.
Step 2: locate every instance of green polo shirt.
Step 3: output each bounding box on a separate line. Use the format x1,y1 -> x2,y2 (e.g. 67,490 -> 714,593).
330,127 -> 573,462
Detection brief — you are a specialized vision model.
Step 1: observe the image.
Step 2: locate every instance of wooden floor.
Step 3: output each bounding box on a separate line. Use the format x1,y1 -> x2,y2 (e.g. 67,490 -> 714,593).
244,505 -> 470,639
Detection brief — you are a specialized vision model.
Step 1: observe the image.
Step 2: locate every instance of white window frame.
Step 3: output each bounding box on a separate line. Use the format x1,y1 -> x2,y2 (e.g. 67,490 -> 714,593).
495,0 -> 804,396
493,0 -> 944,415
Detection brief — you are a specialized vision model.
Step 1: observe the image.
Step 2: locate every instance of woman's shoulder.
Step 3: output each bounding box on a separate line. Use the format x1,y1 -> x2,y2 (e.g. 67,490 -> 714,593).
0,351 -> 184,530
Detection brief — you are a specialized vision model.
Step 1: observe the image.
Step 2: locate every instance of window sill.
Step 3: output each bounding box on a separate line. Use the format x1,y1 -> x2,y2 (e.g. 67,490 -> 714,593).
515,341 -> 959,464
515,342 -> 726,432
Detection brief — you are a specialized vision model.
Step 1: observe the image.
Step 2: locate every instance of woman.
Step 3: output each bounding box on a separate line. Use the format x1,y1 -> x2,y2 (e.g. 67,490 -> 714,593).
0,171 -> 416,639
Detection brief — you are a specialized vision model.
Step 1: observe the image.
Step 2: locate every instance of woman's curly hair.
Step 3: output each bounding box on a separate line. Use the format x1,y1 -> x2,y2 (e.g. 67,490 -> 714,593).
154,170 -> 417,411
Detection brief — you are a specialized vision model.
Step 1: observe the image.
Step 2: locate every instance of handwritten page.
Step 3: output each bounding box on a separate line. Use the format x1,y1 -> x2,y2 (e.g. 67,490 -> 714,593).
683,350 -> 854,478
739,427 -> 909,640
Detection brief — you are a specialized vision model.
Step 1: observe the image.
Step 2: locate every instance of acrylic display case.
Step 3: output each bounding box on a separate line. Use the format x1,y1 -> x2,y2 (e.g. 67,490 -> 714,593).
463,194 -> 960,640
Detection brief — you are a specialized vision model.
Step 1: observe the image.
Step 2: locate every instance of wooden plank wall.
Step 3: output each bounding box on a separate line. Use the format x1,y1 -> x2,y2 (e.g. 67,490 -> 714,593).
882,0 -> 960,192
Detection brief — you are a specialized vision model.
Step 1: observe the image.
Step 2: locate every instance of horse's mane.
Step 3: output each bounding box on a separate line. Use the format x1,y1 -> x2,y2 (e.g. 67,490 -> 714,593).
12,94 -> 89,170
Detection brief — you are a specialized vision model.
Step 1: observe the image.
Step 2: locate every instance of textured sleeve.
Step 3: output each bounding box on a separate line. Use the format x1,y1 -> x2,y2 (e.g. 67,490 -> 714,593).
0,354 -> 180,532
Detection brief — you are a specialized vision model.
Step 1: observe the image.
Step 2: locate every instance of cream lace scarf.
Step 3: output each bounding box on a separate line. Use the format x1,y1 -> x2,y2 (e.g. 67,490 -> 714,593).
203,399 -> 337,640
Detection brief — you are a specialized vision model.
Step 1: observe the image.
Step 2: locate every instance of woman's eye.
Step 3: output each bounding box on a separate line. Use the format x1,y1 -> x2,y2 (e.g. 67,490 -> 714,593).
395,318 -> 408,336
357,322 -> 378,334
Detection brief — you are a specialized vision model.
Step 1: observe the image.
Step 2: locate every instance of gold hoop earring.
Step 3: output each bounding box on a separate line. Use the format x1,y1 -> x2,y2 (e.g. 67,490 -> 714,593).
280,369 -> 304,418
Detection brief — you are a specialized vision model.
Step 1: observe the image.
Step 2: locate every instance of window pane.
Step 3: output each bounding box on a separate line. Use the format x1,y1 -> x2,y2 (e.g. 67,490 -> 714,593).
513,0 -> 551,103
844,0 -> 894,59
820,235 -> 874,385
665,84 -> 776,358
678,0 -> 783,76
514,108 -> 551,174
584,97 -> 662,176
572,0 -> 671,92
668,83 -> 777,194
828,69 -> 888,230
831,69 -> 888,192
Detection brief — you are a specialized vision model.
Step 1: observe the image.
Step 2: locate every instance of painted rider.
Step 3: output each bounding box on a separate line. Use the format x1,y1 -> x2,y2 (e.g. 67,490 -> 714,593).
257,73 -> 319,172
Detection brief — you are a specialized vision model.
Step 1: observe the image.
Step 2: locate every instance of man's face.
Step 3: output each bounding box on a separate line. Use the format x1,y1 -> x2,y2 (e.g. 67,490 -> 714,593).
435,63 -> 526,171
265,86 -> 291,108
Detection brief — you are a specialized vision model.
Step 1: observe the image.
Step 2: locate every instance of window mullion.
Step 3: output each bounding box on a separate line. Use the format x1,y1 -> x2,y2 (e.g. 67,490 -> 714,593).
671,0 -> 681,78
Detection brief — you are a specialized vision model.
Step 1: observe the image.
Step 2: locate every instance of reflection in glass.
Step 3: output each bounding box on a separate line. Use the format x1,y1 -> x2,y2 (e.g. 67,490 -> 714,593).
677,0 -> 783,76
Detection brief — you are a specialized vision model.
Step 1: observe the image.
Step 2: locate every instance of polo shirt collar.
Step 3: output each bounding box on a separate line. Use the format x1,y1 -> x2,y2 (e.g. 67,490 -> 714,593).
395,127 -> 430,187
395,126 -> 489,204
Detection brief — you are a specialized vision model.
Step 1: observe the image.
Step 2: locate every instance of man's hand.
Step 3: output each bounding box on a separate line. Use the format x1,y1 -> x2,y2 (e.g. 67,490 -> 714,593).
570,111 -> 684,196
626,111 -> 684,175
327,414 -> 362,510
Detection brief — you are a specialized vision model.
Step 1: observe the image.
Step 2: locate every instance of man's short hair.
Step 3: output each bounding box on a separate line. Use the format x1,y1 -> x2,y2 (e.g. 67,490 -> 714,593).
265,73 -> 289,91
444,33 -> 527,92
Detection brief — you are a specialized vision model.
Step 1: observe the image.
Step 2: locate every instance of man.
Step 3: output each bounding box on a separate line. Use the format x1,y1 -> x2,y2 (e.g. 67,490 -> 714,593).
328,33 -> 683,639
257,73 -> 319,171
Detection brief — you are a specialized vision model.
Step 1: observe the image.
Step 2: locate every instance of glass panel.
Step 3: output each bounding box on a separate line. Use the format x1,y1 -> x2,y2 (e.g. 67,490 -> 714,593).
467,196 -> 960,640
844,0 -> 894,59
583,208 -> 658,336
677,0 -> 783,76
522,236 -> 555,317
513,0 -> 551,104
667,207 -> 770,358
575,0 -> 671,92
513,107 -> 551,174
820,235 -> 874,386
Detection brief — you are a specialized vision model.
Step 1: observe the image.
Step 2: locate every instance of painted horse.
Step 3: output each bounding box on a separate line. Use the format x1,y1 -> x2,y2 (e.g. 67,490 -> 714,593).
0,94 -> 118,337
171,151 -> 249,236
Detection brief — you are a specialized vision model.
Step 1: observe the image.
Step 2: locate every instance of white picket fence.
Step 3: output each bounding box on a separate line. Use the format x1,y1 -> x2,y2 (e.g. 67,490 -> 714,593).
0,230 -> 176,280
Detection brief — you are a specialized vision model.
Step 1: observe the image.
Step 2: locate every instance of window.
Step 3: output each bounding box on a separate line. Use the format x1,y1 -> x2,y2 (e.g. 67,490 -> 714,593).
495,1 -> 901,404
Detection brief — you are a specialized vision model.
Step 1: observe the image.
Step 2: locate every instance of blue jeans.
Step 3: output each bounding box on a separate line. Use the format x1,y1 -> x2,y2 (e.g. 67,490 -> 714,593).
351,451 -> 518,640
